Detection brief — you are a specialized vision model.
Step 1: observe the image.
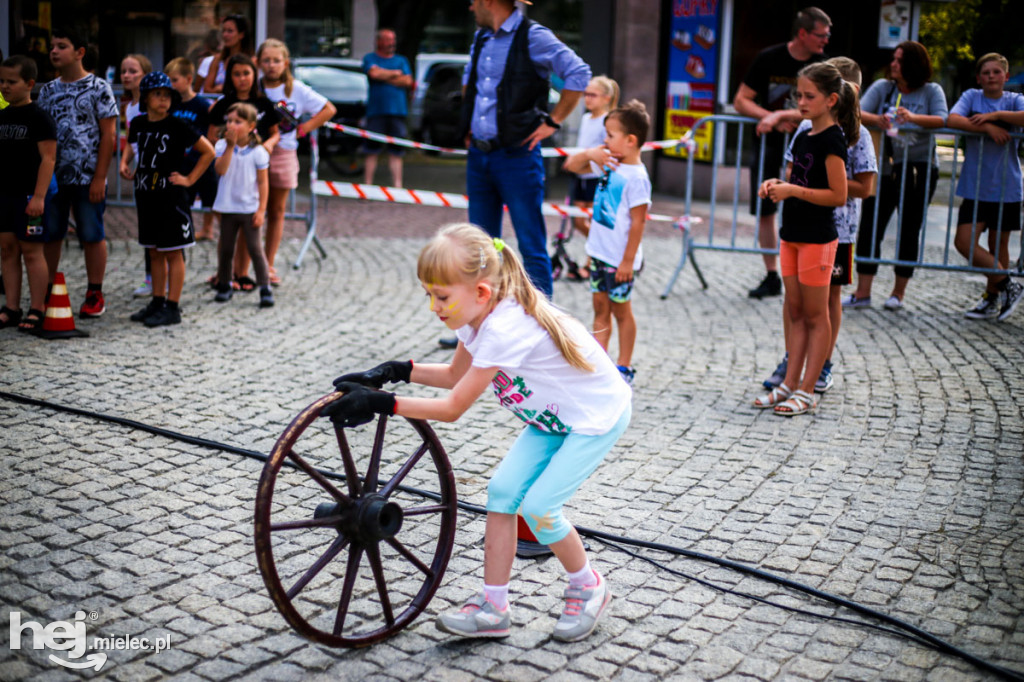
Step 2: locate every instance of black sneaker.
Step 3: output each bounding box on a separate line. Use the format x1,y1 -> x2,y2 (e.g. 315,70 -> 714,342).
748,272 -> 782,299
130,299 -> 163,322
964,291 -> 999,320
214,286 -> 233,303
259,287 -> 275,308
144,306 -> 182,327
997,280 -> 1023,322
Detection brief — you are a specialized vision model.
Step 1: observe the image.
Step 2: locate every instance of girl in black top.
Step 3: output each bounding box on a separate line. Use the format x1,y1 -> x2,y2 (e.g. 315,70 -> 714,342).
753,62 -> 859,416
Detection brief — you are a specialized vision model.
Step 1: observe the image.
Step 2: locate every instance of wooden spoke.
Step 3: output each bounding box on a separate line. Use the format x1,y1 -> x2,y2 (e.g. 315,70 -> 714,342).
366,544 -> 395,628
364,414 -> 388,494
379,442 -> 429,499
286,534 -> 350,600
334,426 -> 362,498
385,537 -> 434,578
286,448 -> 352,506
333,545 -> 364,637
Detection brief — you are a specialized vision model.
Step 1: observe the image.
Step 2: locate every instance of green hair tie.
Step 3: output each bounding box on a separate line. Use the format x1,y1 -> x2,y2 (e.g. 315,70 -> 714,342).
493,238 -> 506,253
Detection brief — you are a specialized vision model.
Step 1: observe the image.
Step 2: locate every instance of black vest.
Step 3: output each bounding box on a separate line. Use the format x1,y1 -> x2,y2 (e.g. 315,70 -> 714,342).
459,17 -> 550,148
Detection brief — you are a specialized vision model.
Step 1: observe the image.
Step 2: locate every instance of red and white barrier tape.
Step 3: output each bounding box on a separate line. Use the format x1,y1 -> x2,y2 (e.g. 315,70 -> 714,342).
312,180 -> 700,227
323,121 -> 696,158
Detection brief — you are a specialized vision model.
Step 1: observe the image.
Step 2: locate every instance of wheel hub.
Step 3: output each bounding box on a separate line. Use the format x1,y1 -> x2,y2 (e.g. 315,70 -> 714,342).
314,494 -> 403,543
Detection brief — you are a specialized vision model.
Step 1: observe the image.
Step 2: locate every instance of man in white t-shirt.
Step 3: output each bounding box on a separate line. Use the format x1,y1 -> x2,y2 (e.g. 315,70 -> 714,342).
564,101 -> 652,386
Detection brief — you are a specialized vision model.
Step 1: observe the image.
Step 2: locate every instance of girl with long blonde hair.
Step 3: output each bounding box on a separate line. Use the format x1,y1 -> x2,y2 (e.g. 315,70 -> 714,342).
326,222 -> 632,642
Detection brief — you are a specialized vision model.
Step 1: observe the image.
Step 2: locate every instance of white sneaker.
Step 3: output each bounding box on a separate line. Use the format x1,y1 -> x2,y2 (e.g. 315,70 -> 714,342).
884,295 -> 903,311
132,279 -> 153,298
436,593 -> 511,638
552,571 -> 612,642
841,294 -> 871,309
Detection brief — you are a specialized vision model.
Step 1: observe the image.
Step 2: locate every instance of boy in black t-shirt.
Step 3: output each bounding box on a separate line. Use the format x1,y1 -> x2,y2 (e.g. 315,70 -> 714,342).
167,57 -> 218,241
0,55 -> 57,333
119,72 -> 215,327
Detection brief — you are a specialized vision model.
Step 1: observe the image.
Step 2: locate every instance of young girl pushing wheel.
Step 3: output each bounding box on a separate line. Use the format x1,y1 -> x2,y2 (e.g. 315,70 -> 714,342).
325,223 -> 632,642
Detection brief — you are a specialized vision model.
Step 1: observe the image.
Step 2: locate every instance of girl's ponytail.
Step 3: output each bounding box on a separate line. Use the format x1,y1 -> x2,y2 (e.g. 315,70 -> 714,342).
798,62 -> 861,145
835,79 -> 861,146
417,224 -> 594,372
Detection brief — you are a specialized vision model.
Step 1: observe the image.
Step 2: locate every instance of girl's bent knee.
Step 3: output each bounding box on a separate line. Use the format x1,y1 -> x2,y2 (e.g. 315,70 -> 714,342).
486,477 -> 523,515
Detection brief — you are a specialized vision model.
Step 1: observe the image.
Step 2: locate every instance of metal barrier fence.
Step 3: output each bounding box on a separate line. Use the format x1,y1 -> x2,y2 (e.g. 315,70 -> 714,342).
662,114 -> 1024,297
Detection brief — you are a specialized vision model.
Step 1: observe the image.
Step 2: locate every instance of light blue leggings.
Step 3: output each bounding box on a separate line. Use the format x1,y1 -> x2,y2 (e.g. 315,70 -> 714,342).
487,403 -> 631,545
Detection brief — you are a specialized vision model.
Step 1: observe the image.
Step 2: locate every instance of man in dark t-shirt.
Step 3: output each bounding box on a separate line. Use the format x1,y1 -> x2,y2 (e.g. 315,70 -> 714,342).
733,7 -> 831,299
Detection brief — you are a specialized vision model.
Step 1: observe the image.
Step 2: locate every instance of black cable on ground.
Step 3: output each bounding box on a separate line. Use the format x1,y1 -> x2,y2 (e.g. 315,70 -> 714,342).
2,390 -> 1021,682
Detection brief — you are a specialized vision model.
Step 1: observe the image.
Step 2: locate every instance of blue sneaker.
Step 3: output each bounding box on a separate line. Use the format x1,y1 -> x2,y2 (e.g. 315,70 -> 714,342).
815,360 -> 834,394
616,365 -> 635,386
763,353 -> 788,389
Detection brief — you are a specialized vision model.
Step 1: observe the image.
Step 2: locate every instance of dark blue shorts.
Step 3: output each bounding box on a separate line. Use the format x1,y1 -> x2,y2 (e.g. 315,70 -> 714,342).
570,176 -> 599,203
42,183 -> 107,243
957,199 -> 1021,233
362,115 -> 408,155
0,194 -> 48,242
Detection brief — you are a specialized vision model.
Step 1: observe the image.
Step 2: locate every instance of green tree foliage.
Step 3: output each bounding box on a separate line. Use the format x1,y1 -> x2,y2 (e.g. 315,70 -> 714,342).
920,0 -> 1024,90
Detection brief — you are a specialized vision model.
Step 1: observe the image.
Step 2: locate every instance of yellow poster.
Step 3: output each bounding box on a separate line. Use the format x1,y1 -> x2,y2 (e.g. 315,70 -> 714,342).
663,109 -> 713,161
39,2 -> 52,31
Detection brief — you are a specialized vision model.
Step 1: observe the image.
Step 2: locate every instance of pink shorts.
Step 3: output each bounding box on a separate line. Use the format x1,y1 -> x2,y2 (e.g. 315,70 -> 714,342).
268,146 -> 299,190
779,239 -> 838,287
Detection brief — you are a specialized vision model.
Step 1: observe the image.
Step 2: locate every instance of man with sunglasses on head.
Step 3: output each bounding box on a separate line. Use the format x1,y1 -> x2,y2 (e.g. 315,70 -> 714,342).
733,7 -> 832,300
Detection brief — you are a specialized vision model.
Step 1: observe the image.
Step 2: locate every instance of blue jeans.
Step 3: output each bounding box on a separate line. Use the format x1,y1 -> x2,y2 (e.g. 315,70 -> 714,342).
43,183 -> 106,243
467,145 -> 553,297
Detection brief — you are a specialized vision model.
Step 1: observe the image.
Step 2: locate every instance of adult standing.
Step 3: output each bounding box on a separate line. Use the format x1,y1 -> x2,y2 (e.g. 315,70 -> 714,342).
844,41 -> 947,311
733,7 -> 831,299
197,14 -> 253,95
362,29 -> 413,188
460,0 -> 591,298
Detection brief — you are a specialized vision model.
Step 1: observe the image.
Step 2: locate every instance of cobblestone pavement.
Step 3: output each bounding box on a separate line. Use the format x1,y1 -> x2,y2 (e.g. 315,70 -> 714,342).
1,197 -> 1022,682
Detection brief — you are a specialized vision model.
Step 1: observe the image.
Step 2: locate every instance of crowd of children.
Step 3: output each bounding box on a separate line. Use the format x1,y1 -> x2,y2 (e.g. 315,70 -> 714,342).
0,28 -> 336,329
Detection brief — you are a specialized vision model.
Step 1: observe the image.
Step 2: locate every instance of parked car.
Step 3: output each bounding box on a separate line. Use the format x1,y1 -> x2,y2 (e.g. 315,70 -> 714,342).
292,57 -> 367,174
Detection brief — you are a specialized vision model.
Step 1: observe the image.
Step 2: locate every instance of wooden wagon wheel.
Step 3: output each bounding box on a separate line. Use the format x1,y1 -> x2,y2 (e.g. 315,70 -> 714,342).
254,393 -> 458,647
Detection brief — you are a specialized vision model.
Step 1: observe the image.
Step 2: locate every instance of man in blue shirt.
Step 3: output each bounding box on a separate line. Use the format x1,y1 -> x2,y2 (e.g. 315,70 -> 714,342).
362,29 -> 413,188
460,0 -> 591,299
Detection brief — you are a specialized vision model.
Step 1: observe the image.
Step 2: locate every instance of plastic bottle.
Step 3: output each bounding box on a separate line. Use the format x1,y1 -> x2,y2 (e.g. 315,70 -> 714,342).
26,197 -> 44,237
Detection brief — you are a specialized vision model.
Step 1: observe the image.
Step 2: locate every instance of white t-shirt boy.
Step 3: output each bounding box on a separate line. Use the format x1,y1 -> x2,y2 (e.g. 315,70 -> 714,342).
586,161 -> 652,270
213,138 -> 270,214
263,80 -> 330,151
455,298 -> 631,436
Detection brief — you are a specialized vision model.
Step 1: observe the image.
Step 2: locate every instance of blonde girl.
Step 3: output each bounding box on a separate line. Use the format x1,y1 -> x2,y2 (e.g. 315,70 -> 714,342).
754,62 -> 858,416
566,76 -> 620,234
211,102 -> 274,308
256,39 -> 336,285
326,223 -> 631,642
120,53 -> 151,131
120,53 -> 153,298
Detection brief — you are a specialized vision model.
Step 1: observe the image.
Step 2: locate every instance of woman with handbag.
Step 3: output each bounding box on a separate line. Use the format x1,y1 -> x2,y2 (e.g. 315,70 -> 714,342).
844,41 -> 947,311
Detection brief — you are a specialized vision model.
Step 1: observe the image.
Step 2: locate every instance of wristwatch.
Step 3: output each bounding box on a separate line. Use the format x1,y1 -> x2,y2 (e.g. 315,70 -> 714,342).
543,114 -> 561,130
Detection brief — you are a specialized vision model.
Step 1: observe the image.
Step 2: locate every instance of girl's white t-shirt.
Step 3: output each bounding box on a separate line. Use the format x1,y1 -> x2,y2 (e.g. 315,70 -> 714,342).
197,56 -> 226,94
125,100 -> 142,155
455,298 -> 631,436
575,112 -> 608,179
263,80 -> 330,151
213,139 -> 270,214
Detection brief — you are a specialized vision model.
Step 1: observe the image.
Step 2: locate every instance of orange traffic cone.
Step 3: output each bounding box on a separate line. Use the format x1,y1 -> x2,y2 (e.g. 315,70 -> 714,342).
37,273 -> 89,339
515,514 -> 553,558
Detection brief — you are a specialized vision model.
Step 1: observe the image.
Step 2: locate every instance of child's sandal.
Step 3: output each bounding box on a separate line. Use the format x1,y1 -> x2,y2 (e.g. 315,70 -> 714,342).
773,389 -> 817,417
18,308 -> 45,334
235,275 -> 256,292
753,382 -> 791,409
0,306 -> 22,328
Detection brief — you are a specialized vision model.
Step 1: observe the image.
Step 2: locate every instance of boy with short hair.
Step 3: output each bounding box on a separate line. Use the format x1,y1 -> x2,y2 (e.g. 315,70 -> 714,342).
947,52 -> 1024,322
564,99 -> 652,386
37,26 -> 119,318
0,55 -> 57,333
166,57 -> 217,241
119,72 -> 215,327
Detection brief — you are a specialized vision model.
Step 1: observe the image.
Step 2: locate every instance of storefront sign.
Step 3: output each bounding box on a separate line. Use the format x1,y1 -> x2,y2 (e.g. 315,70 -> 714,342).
663,0 -> 720,161
878,0 -> 911,48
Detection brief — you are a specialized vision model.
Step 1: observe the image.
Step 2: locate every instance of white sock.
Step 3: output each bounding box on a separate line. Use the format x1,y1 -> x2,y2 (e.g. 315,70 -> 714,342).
567,561 -> 599,588
483,583 -> 509,610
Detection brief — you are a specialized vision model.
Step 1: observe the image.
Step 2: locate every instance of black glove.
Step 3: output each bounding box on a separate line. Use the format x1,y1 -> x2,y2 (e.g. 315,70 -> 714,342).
333,360 -> 413,390
322,382 -> 396,428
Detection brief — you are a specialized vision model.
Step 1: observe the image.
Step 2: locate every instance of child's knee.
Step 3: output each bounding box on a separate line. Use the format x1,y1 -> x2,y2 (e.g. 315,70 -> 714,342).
520,496 -> 568,545
609,300 -> 633,322
486,476 -> 524,515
